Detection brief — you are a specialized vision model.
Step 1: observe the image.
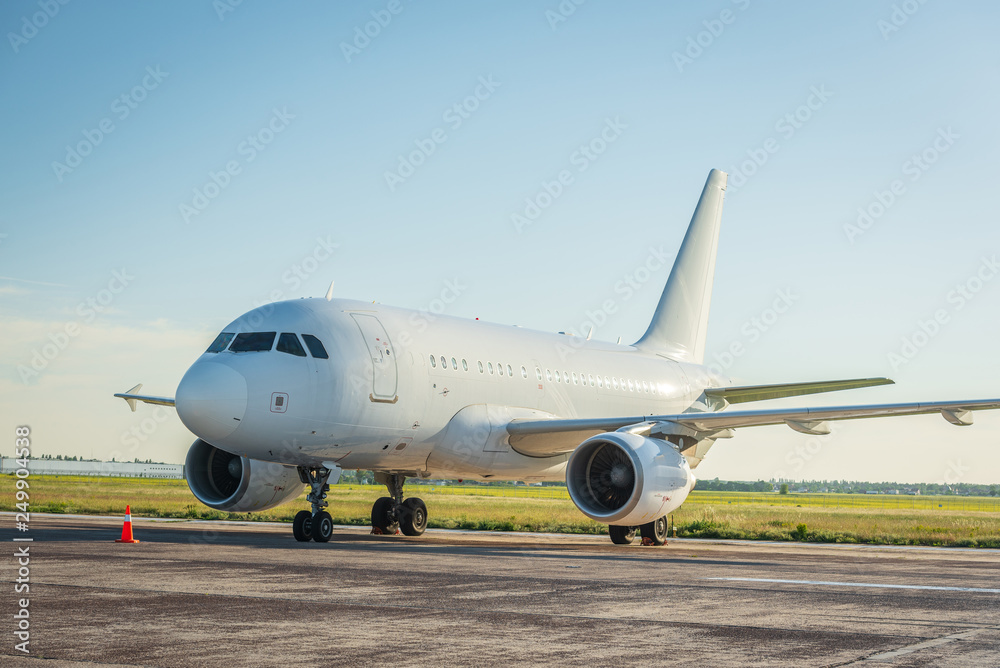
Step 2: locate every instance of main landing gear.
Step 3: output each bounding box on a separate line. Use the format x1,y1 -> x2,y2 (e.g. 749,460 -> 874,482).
293,466 -> 334,543
609,516 -> 668,546
371,472 -> 427,536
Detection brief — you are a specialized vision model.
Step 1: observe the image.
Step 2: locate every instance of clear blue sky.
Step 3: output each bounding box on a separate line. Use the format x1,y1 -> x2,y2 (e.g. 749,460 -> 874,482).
2,1 -> 998,483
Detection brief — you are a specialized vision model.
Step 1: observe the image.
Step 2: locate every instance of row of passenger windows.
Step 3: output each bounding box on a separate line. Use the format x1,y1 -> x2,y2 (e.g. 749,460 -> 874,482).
206,331 -> 329,359
428,354 -> 663,394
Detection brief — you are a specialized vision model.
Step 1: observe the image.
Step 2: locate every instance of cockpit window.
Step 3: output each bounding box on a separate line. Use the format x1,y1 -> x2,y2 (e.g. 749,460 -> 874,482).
277,333 -> 307,357
301,334 -> 329,359
206,332 -> 234,353
229,332 -> 276,352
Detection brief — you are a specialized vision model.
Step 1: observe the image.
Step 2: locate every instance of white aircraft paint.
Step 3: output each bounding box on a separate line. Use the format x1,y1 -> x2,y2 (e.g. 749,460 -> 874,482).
116,169 -> 1000,544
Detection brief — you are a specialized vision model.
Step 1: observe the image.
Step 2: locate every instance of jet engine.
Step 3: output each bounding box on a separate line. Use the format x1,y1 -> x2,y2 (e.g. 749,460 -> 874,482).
566,431 -> 695,526
185,439 -> 303,512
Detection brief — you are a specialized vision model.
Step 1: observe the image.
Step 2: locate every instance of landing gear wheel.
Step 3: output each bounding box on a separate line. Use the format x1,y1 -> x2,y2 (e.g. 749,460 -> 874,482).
371,496 -> 399,535
292,510 -> 313,542
399,498 -> 428,536
609,525 -> 636,545
640,516 -> 668,546
313,511 -> 333,543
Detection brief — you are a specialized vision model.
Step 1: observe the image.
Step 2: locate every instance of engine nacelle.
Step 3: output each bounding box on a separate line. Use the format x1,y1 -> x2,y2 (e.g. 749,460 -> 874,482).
185,439 -> 303,513
566,432 -> 695,526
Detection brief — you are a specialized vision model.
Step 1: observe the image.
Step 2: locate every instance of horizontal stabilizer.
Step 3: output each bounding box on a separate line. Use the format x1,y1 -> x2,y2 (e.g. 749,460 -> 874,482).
114,383 -> 176,412
704,377 -> 894,406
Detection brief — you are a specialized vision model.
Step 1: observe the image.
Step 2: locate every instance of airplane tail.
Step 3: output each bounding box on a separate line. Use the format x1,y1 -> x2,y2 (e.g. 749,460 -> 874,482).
633,169 -> 727,363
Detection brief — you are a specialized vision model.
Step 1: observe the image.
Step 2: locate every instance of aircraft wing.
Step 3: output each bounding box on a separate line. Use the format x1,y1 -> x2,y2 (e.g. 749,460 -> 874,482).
114,384 -> 176,412
506,398 -> 1000,457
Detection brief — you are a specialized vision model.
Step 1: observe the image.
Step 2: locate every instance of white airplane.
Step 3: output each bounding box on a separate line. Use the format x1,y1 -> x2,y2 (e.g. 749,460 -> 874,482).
116,169 -> 1000,545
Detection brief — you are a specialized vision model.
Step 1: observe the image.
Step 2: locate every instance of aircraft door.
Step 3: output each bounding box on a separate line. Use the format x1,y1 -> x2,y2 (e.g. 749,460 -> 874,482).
350,313 -> 399,403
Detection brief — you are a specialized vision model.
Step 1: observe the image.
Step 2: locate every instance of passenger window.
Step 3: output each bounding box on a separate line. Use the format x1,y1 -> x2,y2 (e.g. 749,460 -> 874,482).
507,364 -> 513,377
597,375 -> 603,388
588,374 -> 595,387
628,379 -> 635,392
451,357 -> 458,370
642,381 -> 649,393
563,371 -> 570,384
440,356 -> 447,369
612,378 -> 619,390
521,366 -> 528,379
488,362 -> 494,375
536,367 -> 542,381
604,376 -> 611,389
230,332 -> 276,352
301,335 -> 329,359
277,333 -> 307,357
478,361 -> 484,373
206,332 -> 234,353
430,355 -> 437,368
498,363 -> 505,376
462,359 -> 469,371
546,369 -> 553,382
572,372 -> 578,385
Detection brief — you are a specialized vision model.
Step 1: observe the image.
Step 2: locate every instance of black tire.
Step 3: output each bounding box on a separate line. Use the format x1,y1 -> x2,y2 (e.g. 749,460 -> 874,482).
640,516 -> 668,546
399,498 -> 428,536
292,510 -> 313,542
371,496 -> 399,535
608,525 -> 636,545
313,511 -> 333,543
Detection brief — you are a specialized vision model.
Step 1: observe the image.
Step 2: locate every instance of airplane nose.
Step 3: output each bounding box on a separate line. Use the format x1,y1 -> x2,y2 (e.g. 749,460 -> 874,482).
175,362 -> 248,442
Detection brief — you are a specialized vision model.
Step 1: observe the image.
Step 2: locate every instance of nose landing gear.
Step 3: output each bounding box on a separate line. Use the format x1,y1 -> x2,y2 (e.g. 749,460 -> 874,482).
371,472 -> 427,536
293,466 -> 335,543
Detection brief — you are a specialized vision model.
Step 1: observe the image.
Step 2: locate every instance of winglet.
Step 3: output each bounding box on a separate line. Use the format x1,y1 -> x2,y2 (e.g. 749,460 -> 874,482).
120,383 -> 142,412
634,169 -> 727,363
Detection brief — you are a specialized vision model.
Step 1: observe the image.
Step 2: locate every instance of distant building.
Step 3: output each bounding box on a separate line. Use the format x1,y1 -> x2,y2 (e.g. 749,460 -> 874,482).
0,458 -> 183,479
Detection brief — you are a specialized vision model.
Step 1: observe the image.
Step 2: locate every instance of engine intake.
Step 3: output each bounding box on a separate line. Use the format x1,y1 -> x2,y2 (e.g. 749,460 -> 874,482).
185,439 -> 303,512
566,432 -> 694,526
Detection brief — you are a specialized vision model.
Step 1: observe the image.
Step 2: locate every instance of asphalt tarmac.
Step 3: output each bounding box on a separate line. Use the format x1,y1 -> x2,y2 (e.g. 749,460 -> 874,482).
1,514 -> 998,667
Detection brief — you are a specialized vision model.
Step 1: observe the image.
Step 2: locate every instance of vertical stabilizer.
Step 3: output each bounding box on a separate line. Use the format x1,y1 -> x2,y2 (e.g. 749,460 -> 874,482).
633,169 -> 727,362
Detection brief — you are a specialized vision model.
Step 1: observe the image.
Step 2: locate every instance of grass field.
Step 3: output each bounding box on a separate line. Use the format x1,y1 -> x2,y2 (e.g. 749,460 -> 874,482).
5,475 -> 999,547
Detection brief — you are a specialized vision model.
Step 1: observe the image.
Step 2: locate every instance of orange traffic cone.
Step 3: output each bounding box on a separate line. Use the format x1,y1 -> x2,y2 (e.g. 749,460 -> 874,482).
115,505 -> 140,543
